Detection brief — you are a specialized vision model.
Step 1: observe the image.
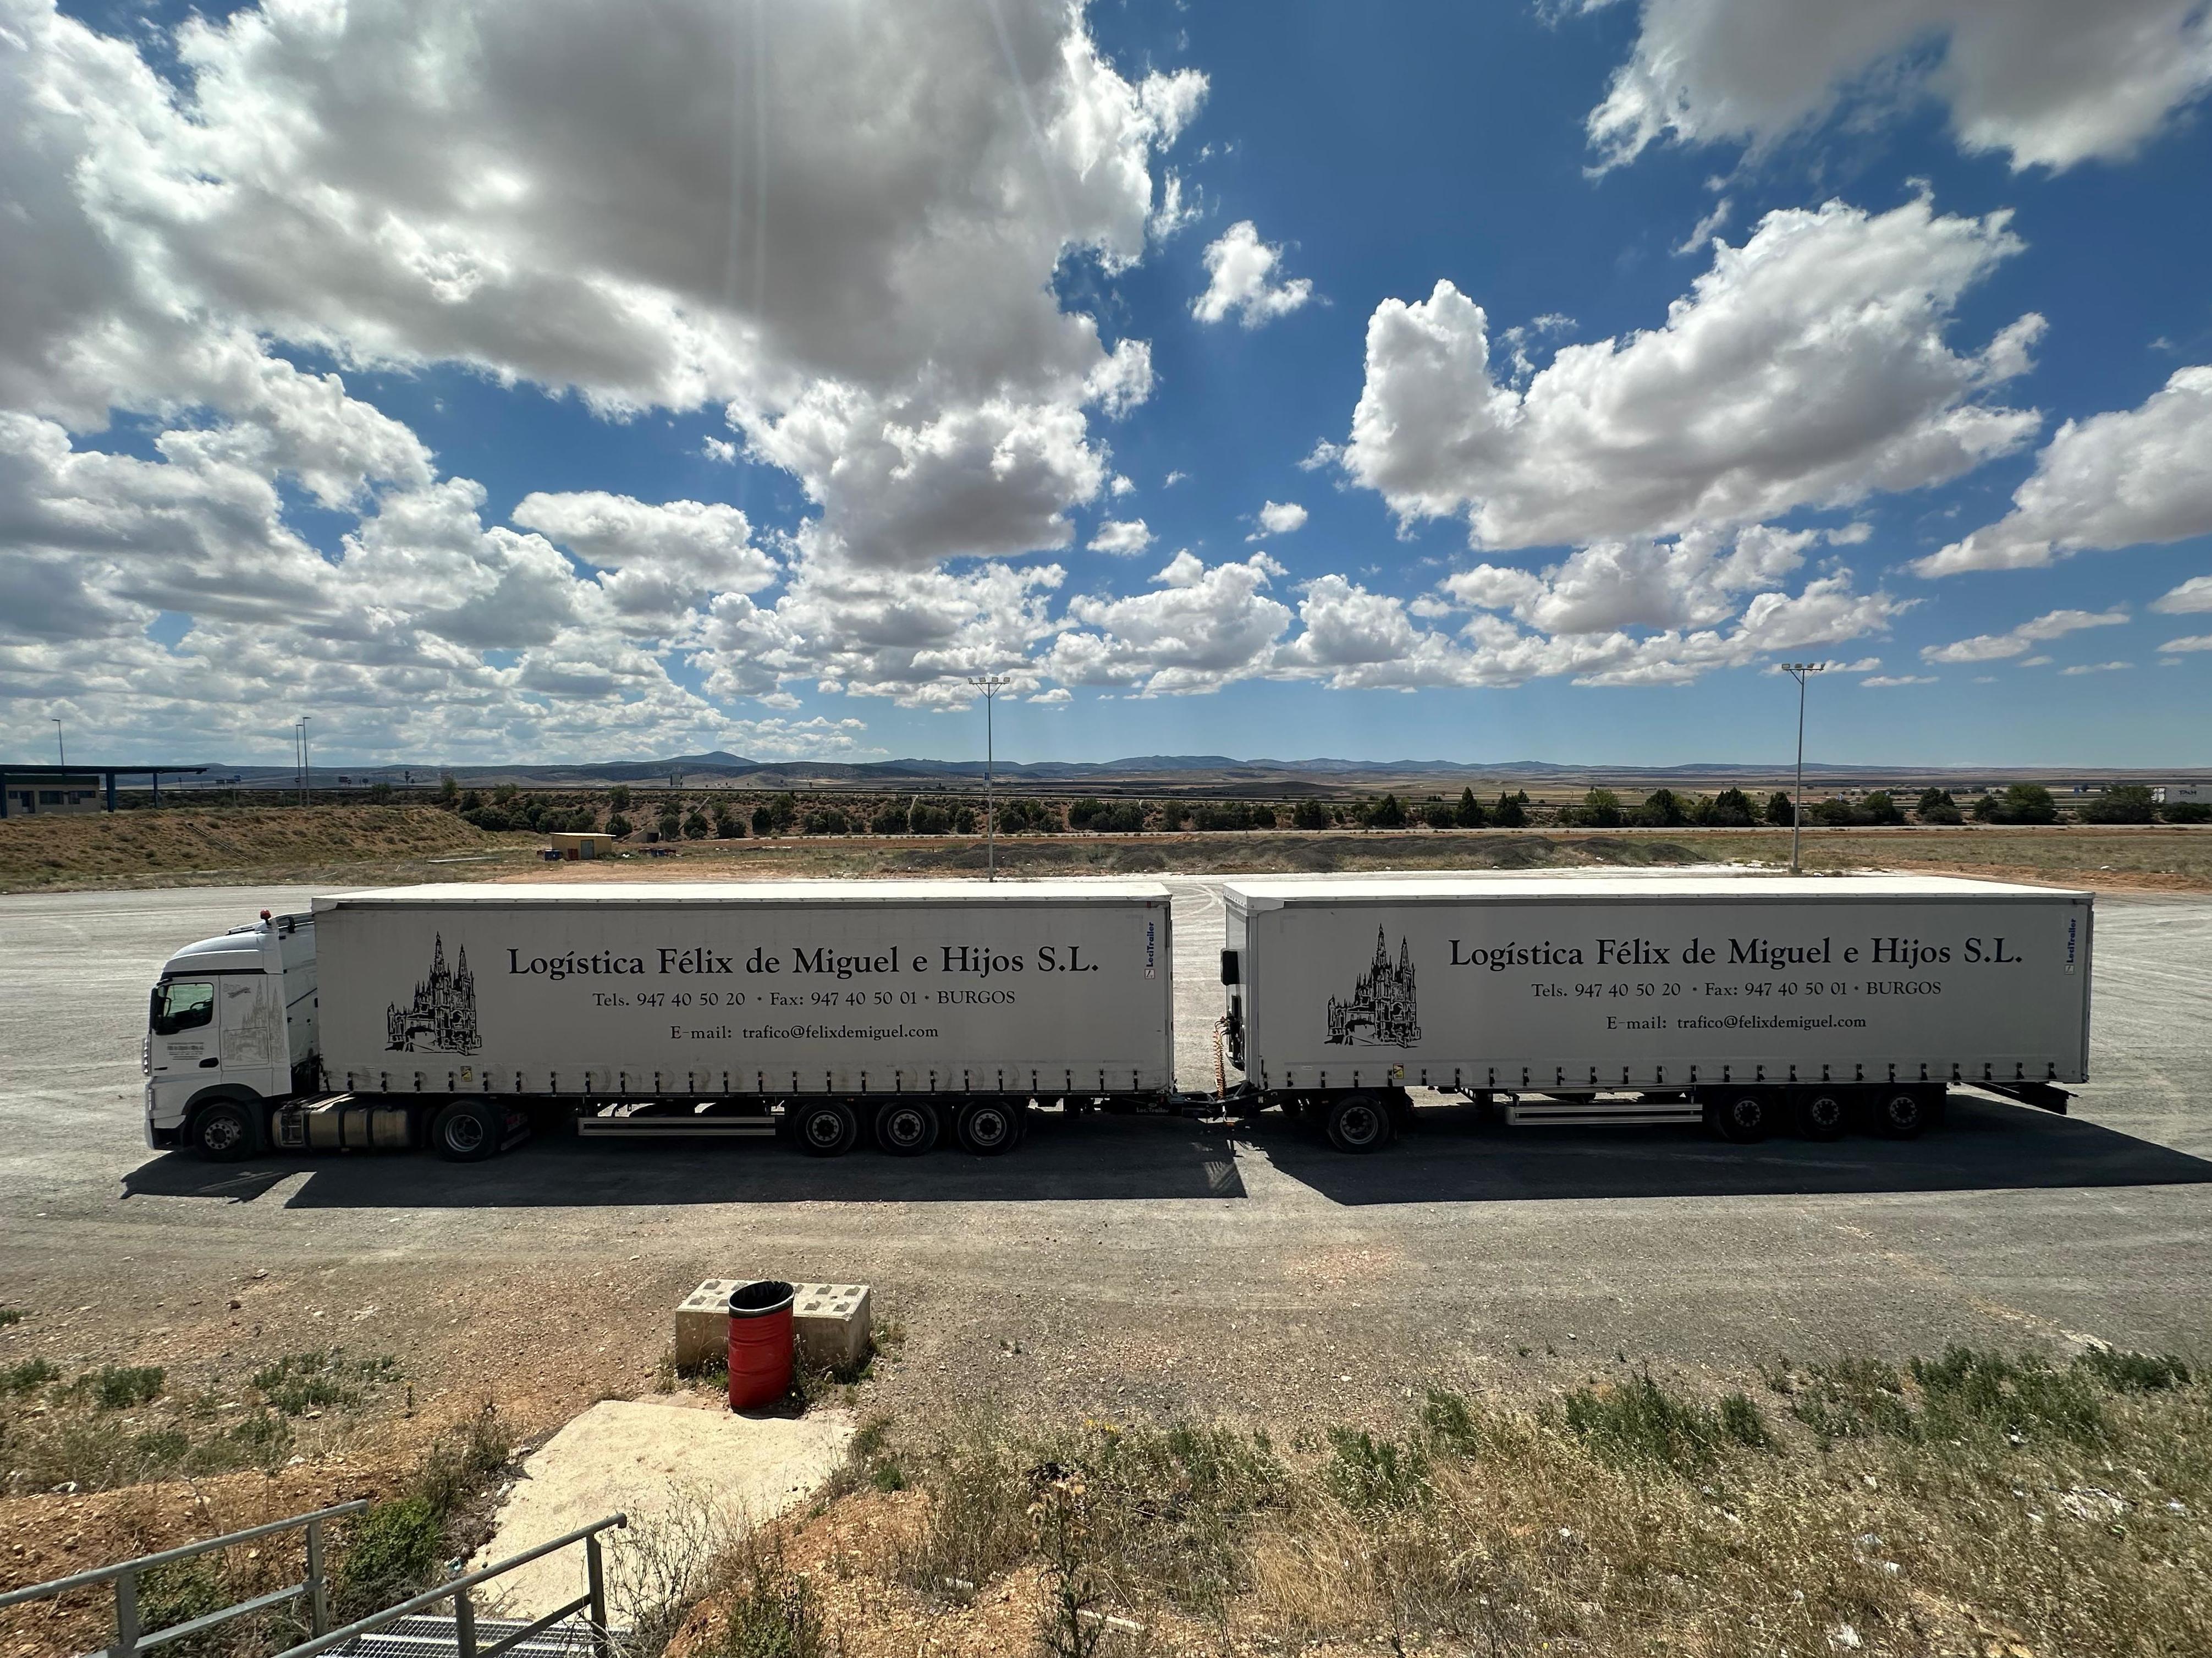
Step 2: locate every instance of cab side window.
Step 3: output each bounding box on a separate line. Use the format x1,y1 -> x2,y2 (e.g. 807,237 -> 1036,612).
152,981 -> 215,1035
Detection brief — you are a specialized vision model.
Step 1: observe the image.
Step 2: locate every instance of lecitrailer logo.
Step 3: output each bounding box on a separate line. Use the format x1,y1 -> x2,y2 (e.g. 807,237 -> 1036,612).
1326,928 -> 1422,1047
387,933 -> 481,1054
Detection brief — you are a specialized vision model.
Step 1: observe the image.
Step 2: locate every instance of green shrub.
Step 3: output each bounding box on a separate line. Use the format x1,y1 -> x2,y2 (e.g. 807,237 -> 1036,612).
88,1364 -> 166,1409
2075,1348 -> 2191,1392
1323,1426 -> 1429,1512
338,1495 -> 444,1612
1560,1371 -> 1760,1475
3,1357 -> 58,1395
1911,1347 -> 2106,1445
252,1349 -> 400,1416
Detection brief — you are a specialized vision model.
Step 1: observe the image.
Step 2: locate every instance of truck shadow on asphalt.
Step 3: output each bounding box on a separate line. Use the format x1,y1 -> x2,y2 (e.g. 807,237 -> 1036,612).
118,1094 -> 2210,1209
1257,1094 -> 2212,1206
119,1111 -> 1249,1206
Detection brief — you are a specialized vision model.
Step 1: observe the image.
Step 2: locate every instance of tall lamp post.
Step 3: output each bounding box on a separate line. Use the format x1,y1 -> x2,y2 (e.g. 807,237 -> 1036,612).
967,674 -> 1011,881
296,716 -> 313,808
1781,663 -> 1826,875
52,717 -> 64,768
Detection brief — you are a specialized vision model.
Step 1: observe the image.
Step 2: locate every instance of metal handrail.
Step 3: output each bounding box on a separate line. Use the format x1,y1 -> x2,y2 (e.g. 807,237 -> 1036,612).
0,1499 -> 369,1658
268,1512 -> 626,1658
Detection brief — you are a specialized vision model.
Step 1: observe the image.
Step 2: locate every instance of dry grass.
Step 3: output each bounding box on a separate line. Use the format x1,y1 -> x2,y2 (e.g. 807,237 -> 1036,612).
8,801 -> 2209,893
0,805 -> 541,892
504,823 -> 2212,892
779,1348 -> 2209,1657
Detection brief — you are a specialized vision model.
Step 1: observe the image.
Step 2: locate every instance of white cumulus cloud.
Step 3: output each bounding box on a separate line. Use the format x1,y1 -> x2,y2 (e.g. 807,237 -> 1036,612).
1341,196 -> 2040,550
1090,519 -> 1156,556
2153,575 -> 2212,614
1917,367 -> 2212,575
1192,222 -> 1314,328
1585,0 -> 2212,173
1921,607 -> 2129,662
1251,500 -> 1308,539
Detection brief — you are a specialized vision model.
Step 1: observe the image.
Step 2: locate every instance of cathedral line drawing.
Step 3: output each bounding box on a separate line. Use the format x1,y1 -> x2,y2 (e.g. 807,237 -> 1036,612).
387,933 -> 481,1053
1327,927 -> 1422,1046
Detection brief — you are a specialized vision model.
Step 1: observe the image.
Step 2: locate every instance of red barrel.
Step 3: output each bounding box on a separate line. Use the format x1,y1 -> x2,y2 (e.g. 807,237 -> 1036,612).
727,1280 -> 795,1410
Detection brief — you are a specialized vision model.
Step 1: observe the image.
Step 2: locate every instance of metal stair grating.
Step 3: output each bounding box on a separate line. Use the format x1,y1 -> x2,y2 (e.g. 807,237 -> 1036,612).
329,1613 -> 607,1658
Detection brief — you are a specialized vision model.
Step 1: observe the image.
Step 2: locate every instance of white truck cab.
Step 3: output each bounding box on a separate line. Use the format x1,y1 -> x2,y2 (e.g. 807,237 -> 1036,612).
145,911 -> 317,1157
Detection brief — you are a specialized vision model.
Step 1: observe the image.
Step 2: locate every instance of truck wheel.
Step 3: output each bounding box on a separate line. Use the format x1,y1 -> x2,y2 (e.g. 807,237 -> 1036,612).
794,1100 -> 860,1157
1710,1091 -> 1773,1144
1794,1090 -> 1848,1141
955,1099 -> 1021,1156
874,1100 -> 941,1156
1324,1092 -> 1394,1154
191,1099 -> 264,1162
1874,1089 -> 1934,1140
430,1099 -> 500,1162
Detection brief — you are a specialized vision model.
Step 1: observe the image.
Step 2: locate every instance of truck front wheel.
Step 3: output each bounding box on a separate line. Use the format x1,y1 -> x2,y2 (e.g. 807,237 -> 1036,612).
1324,1092 -> 1394,1154
431,1099 -> 500,1162
191,1098 -> 265,1162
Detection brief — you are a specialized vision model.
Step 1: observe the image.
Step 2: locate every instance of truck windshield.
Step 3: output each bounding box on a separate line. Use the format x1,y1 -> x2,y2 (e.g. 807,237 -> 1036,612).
151,981 -> 214,1035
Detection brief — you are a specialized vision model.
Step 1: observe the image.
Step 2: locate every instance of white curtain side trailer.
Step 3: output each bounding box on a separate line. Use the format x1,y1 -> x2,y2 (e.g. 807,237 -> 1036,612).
1219,874 -> 2090,1151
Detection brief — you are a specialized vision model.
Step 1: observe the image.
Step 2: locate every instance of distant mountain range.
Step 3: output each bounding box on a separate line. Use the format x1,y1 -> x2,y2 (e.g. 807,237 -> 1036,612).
164,750 -> 2212,795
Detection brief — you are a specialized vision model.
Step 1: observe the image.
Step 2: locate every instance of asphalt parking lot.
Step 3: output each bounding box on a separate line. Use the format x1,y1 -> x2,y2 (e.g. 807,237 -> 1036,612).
2,876 -> 2208,1424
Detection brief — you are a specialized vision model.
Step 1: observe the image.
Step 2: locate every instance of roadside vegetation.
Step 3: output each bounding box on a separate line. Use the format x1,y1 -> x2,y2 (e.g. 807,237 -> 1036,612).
0,1332 -> 513,1658
655,1346 -> 2207,1658
2,1346 -> 406,1498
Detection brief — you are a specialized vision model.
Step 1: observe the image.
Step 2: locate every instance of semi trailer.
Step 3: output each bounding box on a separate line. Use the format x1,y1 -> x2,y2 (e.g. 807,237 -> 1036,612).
147,881 -> 1173,1161
141,871 -> 2092,1163
1220,874 -> 2092,1150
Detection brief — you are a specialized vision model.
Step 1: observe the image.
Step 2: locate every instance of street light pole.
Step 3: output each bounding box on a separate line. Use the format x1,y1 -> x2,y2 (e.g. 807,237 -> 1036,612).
967,674 -> 1012,881
52,718 -> 64,768
1781,663 -> 1826,875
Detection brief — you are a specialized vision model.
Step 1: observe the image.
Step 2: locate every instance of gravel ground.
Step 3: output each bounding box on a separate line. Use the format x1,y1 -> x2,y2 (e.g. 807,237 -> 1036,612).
2,877 -> 2208,1439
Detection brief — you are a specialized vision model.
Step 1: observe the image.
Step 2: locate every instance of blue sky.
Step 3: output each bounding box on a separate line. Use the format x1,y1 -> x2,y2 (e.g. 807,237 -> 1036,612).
6,0 -> 2212,768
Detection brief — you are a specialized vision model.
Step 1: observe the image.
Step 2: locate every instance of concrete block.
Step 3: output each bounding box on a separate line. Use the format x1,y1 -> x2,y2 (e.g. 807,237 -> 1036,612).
673,1279 -> 873,1373
674,1278 -> 746,1370
793,1282 -> 872,1372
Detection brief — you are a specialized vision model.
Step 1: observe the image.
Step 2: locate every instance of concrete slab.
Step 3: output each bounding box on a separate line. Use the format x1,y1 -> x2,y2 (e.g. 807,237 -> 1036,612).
466,1395 -> 853,1618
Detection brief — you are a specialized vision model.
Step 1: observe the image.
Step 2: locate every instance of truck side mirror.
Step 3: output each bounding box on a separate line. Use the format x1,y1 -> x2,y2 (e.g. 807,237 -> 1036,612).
1219,949 -> 1240,986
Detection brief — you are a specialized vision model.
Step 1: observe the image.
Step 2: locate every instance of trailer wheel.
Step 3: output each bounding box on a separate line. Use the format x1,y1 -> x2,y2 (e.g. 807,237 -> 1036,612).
1710,1091 -> 1774,1144
874,1100 -> 941,1156
955,1099 -> 1021,1156
191,1097 -> 264,1162
430,1099 -> 500,1162
1874,1088 -> 1935,1140
794,1100 -> 861,1157
1324,1092 -> 1394,1154
1794,1090 -> 1849,1141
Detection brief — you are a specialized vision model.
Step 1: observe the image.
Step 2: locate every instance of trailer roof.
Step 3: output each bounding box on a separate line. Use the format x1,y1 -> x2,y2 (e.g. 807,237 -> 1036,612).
313,879 -> 1173,910
1224,871 -> 2089,906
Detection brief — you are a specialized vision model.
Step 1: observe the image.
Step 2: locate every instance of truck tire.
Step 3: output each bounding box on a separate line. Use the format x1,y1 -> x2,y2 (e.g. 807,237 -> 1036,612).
1874,1088 -> 1936,1140
793,1100 -> 861,1157
191,1097 -> 265,1162
1324,1092 -> 1394,1154
954,1099 -> 1022,1156
1709,1091 -> 1774,1143
430,1099 -> 500,1162
1794,1089 -> 1849,1141
874,1100 -> 941,1156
